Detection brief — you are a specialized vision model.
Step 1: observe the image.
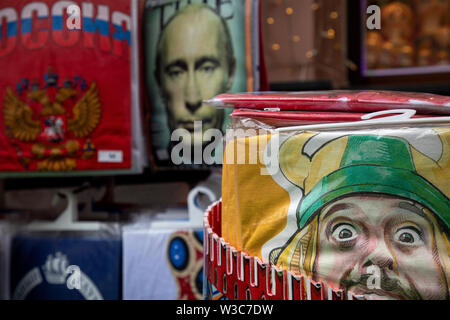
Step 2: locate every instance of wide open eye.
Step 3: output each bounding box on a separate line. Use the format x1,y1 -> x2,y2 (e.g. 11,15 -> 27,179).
394,227 -> 423,245
331,223 -> 358,242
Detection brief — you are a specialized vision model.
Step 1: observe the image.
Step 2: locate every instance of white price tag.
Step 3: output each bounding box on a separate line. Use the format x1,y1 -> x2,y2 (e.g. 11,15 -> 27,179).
98,150 -> 123,163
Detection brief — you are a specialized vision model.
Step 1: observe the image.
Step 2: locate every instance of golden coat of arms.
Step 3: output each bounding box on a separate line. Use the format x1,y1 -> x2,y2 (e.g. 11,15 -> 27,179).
3,68 -> 101,171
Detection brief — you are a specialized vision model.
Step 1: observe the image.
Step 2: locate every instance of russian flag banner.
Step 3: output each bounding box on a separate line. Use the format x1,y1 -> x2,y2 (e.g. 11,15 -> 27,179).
0,0 -> 141,175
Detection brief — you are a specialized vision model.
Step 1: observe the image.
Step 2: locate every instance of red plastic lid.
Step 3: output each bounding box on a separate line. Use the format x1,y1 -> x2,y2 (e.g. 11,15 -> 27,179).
205,90 -> 450,115
231,109 -> 436,126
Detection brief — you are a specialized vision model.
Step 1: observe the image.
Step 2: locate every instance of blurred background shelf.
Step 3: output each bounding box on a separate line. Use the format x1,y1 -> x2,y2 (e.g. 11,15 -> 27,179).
1,168 -> 211,191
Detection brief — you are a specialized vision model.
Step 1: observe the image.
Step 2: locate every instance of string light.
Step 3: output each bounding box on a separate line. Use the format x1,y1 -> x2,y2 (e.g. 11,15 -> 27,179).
402,46 -> 413,54
272,43 -> 280,51
311,3 -> 319,11
285,7 -> 293,15
330,11 -> 338,19
292,35 -> 301,42
306,50 -> 315,58
267,17 -> 275,25
327,28 -> 336,39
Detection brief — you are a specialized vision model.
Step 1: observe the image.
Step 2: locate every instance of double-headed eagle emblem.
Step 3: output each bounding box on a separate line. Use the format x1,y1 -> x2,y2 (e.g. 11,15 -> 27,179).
3,68 -> 101,171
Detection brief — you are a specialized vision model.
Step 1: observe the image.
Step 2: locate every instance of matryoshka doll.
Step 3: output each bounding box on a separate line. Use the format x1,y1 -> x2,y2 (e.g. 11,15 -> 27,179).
414,0 -> 450,66
380,2 -> 415,68
366,31 -> 384,69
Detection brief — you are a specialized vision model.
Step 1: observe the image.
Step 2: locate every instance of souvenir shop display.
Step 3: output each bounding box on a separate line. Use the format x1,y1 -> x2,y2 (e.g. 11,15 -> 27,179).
362,0 -> 450,76
0,0 -> 449,305
143,0 -> 266,169
0,0 -> 146,177
203,90 -> 450,300
261,0 -> 348,87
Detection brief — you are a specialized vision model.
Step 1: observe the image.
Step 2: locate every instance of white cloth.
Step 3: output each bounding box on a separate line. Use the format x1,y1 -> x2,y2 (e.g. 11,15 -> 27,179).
122,228 -> 177,300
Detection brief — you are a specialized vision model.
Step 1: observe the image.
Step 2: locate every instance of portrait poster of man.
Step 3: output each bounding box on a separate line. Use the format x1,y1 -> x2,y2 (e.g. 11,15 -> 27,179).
143,0 -> 261,167
221,127 -> 450,300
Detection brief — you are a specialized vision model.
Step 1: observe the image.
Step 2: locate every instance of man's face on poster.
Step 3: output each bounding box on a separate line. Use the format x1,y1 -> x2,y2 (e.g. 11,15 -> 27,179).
314,195 -> 448,300
157,6 -> 235,144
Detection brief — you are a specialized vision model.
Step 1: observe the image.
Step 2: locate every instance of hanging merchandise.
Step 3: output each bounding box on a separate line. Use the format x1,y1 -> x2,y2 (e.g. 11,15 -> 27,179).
10,191 -> 121,300
123,226 -> 204,300
1,187 -> 71,300
143,0 -> 266,169
0,0 -> 146,177
203,90 -> 450,300
123,172 -> 221,299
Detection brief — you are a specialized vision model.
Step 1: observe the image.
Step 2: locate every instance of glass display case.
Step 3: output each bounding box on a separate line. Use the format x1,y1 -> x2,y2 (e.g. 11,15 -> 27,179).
361,0 -> 450,77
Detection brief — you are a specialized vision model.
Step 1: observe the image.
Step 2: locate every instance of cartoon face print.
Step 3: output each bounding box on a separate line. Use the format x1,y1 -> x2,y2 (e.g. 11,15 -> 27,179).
315,195 -> 449,300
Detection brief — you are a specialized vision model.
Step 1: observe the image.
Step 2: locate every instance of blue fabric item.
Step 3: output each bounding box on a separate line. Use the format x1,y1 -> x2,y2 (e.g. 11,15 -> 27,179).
10,233 -> 121,300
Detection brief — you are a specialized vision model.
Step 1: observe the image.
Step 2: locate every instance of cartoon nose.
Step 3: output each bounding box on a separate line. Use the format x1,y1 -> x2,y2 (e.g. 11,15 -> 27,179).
362,239 -> 395,271
185,71 -> 202,113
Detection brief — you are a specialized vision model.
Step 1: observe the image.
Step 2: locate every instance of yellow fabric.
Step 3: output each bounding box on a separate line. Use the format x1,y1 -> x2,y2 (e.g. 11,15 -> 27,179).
222,134 -> 290,258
